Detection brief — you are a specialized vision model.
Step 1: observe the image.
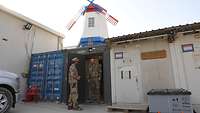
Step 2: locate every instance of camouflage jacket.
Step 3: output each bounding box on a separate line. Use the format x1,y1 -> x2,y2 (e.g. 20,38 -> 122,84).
68,63 -> 79,84
88,62 -> 102,79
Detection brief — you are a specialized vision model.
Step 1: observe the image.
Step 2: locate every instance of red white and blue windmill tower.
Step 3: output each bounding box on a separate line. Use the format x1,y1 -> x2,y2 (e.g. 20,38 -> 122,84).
67,0 -> 118,47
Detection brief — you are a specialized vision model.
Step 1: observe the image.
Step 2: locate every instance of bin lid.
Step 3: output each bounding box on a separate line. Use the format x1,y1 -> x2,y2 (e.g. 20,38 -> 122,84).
147,88 -> 191,95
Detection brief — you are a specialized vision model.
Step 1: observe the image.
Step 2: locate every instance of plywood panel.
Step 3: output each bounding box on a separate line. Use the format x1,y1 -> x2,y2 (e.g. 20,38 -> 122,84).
141,50 -> 167,60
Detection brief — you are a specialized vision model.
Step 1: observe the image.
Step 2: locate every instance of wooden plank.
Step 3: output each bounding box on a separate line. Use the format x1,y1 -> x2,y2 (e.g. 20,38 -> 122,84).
107,104 -> 148,113
141,50 -> 167,60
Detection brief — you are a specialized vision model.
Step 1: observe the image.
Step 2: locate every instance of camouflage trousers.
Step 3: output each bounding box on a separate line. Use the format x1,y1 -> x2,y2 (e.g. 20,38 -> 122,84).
88,79 -> 101,102
68,82 -> 78,109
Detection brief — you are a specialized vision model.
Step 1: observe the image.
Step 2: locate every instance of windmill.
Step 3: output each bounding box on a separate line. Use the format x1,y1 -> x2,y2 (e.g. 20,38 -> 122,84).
67,0 -> 118,47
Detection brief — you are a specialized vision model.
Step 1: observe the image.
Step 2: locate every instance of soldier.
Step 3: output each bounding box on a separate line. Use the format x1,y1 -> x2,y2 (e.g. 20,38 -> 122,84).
68,57 -> 82,110
87,58 -> 102,103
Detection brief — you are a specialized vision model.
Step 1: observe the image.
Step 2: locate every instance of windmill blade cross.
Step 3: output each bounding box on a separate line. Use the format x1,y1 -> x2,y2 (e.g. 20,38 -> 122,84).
67,6 -> 86,30
87,0 -> 95,3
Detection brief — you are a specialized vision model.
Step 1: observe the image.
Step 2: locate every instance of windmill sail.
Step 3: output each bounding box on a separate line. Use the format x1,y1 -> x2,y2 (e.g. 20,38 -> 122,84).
105,14 -> 118,25
67,6 -> 86,30
93,4 -> 118,25
67,1 -> 118,30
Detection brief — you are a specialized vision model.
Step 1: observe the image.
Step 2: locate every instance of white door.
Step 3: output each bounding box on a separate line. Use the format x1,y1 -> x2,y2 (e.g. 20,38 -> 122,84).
182,43 -> 200,104
115,51 -> 141,104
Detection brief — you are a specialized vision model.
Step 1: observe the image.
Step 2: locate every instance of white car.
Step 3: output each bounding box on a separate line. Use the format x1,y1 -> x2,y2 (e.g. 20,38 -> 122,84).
0,70 -> 20,113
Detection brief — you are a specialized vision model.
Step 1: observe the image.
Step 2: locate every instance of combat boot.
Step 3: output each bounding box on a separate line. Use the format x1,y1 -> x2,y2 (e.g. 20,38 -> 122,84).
68,105 -> 73,110
73,105 -> 83,111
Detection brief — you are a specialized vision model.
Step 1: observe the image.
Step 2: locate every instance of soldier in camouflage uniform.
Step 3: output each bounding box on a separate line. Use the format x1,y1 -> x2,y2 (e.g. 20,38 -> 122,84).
87,58 -> 102,103
68,57 -> 81,110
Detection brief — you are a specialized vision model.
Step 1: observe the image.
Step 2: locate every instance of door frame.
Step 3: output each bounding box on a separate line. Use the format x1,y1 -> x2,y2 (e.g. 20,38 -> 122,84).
62,45 -> 112,105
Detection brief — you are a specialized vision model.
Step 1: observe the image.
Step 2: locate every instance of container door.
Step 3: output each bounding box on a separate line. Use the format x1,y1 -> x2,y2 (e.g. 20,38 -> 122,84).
115,50 -> 141,104
29,54 -> 46,99
116,65 -> 140,103
68,53 -> 86,103
45,51 -> 64,101
182,42 -> 200,104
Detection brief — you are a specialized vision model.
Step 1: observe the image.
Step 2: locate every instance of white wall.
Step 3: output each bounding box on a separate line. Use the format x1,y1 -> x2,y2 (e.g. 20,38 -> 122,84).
110,38 -> 174,104
139,39 -> 174,103
0,10 -> 62,75
32,27 -> 60,53
110,33 -> 200,112
82,12 -> 108,38
170,32 -> 200,107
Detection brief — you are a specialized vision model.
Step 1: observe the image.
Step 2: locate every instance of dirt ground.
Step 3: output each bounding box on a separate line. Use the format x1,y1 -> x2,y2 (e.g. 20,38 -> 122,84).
9,102 -> 200,113
9,102 -> 109,113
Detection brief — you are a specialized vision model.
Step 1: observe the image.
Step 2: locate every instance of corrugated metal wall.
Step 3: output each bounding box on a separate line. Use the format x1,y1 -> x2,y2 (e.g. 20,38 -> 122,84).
29,53 -> 46,98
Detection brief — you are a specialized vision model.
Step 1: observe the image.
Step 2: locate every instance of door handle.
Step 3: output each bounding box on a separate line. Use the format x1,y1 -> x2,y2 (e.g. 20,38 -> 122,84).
136,77 -> 138,83
135,77 -> 139,90
121,71 -> 123,79
129,71 -> 131,79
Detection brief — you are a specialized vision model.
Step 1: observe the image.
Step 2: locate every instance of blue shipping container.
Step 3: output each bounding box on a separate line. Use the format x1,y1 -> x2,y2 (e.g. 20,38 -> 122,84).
28,51 -> 64,101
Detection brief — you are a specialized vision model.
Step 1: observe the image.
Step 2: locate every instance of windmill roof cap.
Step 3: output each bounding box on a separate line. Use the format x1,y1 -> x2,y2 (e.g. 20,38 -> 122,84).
88,4 -> 95,8
85,4 -> 96,12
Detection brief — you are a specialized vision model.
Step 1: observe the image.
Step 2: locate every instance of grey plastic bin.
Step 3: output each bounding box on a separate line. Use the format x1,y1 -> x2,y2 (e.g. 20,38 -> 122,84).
147,89 -> 192,113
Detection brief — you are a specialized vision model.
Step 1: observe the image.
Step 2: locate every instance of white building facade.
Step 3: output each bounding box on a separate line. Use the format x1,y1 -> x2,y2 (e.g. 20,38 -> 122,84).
0,5 -> 64,75
109,22 -> 200,111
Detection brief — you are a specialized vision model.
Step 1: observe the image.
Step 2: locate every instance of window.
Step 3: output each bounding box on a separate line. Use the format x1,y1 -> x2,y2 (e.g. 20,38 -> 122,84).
88,17 -> 95,27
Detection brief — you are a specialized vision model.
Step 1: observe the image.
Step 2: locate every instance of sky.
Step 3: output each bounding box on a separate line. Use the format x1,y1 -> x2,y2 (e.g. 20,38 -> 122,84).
0,0 -> 200,47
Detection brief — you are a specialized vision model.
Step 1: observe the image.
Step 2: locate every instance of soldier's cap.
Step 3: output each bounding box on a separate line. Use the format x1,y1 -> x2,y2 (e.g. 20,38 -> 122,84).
72,57 -> 80,62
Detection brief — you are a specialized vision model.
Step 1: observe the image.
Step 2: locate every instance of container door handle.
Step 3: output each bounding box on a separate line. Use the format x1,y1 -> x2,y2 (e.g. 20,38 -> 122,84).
121,71 -> 123,79
128,70 -> 131,79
